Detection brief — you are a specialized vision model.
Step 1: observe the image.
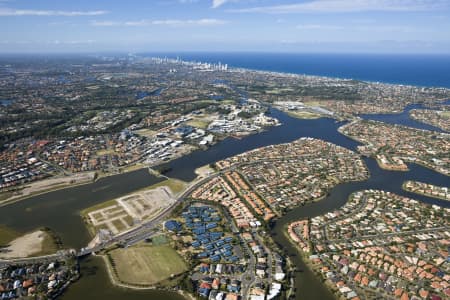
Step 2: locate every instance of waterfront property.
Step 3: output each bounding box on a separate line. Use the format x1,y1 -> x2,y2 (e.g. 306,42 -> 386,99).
403,181 -> 450,201
340,119 -> 450,175
288,190 -> 450,299
215,137 -> 368,212
0,257 -> 79,299
409,109 -> 450,132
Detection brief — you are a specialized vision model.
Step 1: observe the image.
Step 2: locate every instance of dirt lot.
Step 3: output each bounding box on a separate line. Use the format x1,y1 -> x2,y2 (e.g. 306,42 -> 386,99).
0,230 -> 55,259
85,186 -> 176,235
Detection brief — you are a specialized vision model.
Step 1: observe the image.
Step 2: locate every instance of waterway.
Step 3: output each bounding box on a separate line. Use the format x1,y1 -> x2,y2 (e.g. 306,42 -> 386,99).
156,108 -> 359,181
61,256 -> 185,300
1,108 -> 449,300
360,102 -> 449,133
0,169 -> 164,249
0,99 -> 12,106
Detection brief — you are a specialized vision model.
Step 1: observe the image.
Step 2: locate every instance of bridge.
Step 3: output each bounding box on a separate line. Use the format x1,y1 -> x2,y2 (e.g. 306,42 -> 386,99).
76,172 -> 222,257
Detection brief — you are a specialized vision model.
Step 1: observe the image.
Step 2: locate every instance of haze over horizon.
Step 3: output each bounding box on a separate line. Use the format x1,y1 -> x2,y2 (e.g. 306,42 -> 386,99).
1,0 -> 450,54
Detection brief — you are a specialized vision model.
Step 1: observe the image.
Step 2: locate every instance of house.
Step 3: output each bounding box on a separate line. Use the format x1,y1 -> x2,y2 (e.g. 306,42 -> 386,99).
165,220 -> 181,232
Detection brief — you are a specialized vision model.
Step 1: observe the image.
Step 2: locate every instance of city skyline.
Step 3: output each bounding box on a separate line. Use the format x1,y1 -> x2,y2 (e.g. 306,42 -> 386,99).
1,0 -> 450,54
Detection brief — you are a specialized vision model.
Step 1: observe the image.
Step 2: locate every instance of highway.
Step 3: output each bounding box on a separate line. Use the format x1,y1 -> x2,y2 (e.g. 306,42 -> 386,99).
77,170 -> 224,256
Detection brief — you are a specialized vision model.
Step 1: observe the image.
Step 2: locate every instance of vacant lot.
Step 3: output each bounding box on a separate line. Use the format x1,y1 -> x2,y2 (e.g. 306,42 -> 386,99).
82,185 -> 177,235
109,245 -> 187,285
0,229 -> 57,258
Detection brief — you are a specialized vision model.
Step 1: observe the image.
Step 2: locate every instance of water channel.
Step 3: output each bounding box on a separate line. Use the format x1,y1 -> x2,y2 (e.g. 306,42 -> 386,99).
0,106 -> 448,300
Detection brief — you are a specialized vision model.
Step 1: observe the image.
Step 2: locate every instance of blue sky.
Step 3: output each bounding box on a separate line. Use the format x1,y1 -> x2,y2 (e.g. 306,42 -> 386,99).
1,0 -> 450,53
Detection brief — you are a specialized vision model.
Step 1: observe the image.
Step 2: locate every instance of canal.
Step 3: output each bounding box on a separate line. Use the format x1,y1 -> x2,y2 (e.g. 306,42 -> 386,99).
0,107 -> 448,300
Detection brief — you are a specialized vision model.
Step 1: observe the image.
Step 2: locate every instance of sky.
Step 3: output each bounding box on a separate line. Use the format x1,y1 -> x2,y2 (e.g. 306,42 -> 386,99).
1,0 -> 450,54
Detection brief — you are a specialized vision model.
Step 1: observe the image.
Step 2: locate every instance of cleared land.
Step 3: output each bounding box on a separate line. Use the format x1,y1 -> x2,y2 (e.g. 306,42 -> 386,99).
84,186 -> 175,235
109,244 -> 187,285
0,230 -> 57,258
81,178 -> 186,236
195,165 -> 215,177
147,178 -> 187,195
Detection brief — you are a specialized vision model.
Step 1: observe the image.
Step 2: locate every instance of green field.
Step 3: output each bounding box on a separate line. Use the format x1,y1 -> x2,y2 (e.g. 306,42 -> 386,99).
441,111 -> 450,118
109,244 -> 187,285
186,119 -> 210,129
287,111 -> 322,120
35,230 -> 59,256
147,178 -> 187,194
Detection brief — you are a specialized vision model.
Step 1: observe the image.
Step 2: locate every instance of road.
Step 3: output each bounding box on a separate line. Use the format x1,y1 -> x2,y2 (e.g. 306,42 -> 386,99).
77,169 -> 225,256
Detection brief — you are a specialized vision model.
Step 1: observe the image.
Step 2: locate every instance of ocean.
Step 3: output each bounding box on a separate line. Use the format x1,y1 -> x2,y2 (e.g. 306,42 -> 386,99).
145,52 -> 450,88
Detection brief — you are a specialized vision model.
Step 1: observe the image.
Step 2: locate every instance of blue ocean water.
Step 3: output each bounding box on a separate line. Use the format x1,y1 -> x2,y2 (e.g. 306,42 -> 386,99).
146,52 -> 450,88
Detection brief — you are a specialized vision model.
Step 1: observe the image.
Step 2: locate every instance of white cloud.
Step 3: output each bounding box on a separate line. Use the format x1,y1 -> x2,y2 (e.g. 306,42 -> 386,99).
212,0 -> 242,9
91,20 -> 119,26
229,0 -> 450,13
91,18 -> 227,27
0,8 -> 108,16
212,0 -> 228,8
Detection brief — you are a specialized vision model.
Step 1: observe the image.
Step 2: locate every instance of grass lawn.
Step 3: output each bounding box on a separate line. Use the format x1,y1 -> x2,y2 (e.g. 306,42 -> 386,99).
150,234 -> 168,246
109,244 -> 187,285
287,111 -> 322,120
440,111 -> 450,118
0,191 -> 14,202
147,178 -> 187,194
35,230 -> 58,256
304,101 -> 325,107
186,119 -> 210,129
220,99 -> 236,105
96,149 -> 117,156
134,128 -> 157,138
112,219 -> 127,232
0,225 -> 20,246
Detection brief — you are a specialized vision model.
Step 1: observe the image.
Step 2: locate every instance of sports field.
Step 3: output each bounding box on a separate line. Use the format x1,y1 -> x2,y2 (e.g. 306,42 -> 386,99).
109,244 -> 187,285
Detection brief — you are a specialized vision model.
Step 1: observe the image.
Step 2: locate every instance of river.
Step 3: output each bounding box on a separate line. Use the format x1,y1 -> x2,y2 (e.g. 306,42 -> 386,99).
0,107 -> 448,300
